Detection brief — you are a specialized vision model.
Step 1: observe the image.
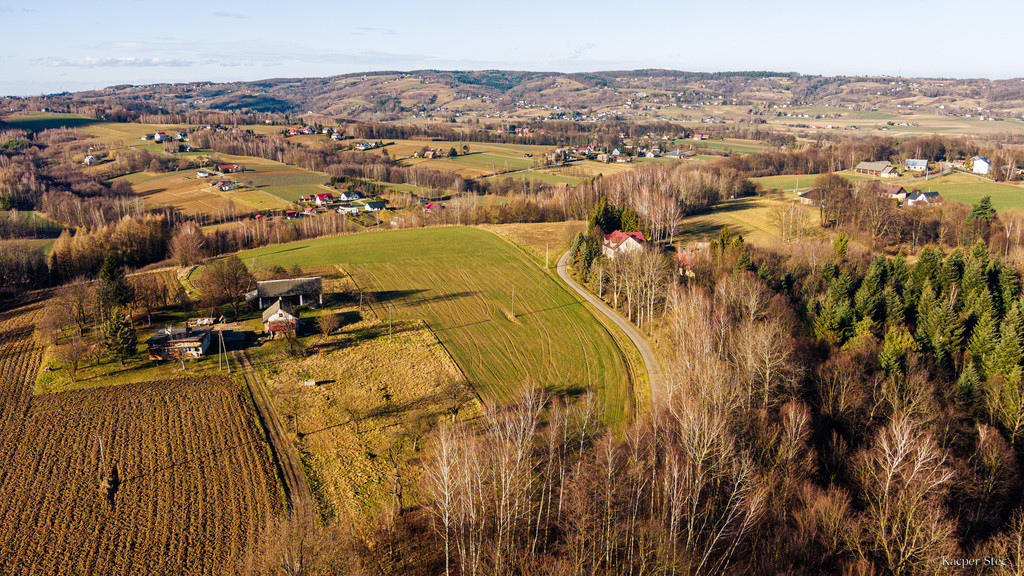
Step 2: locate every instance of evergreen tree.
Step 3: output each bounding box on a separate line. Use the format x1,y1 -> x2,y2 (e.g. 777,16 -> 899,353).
103,308 -> 137,366
915,279 -> 938,344
855,259 -> 886,324
620,207 -> 640,233
957,361 -> 981,402
966,308 -> 998,374
889,253 -> 909,293
883,285 -> 906,328
98,254 -> 134,314
988,307 -> 1023,384
880,325 -> 917,376
941,249 -> 965,295
999,264 -> 1020,318
969,196 -> 996,225
911,247 -> 941,298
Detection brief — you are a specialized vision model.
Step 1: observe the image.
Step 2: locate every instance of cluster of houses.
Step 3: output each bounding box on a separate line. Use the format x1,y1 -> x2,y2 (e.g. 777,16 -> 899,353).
145,276 -> 325,358
142,131 -> 188,143
798,182 -> 941,207
291,190 -> 386,218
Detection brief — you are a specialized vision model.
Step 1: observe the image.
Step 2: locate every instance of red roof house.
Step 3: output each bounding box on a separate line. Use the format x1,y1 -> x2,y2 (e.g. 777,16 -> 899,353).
601,231 -> 645,259
314,193 -> 334,206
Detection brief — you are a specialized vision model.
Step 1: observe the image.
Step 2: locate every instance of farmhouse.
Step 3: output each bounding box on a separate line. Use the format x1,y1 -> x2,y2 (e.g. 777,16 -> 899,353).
218,164 -> 240,173
338,190 -> 363,201
153,131 -> 168,142
220,182 -> 237,191
196,169 -> 211,178
314,193 -> 334,206
855,161 -> 899,178
83,155 -> 97,166
907,191 -> 942,206
905,159 -> 928,172
337,206 -> 359,214
146,326 -> 212,360
602,230 -> 645,259
284,210 -> 299,219
246,276 -> 323,309
364,201 -> 386,212
878,183 -> 907,201
973,157 -> 991,175
262,299 -> 299,334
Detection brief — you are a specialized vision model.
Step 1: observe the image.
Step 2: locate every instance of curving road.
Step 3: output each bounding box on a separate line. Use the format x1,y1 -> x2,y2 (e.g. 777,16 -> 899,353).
556,251 -> 664,406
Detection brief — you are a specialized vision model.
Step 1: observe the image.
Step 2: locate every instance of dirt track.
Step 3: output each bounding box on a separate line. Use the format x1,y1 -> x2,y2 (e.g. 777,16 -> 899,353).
235,350 -> 315,522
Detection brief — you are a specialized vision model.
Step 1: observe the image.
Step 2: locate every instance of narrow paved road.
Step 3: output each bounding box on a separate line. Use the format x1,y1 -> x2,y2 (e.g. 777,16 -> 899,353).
556,251 -> 664,406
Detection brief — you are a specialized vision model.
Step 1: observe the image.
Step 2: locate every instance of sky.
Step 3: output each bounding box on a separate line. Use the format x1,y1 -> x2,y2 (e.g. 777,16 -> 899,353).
2,0 -> 1023,97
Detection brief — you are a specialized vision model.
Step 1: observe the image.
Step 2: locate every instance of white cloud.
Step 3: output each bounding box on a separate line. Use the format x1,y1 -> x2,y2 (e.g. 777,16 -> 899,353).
31,56 -> 201,68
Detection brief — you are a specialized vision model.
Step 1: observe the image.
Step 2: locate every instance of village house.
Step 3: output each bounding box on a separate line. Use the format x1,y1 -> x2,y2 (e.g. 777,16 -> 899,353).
601,230 -> 645,259
83,155 -> 97,166
337,190 -> 363,201
262,299 -> 299,335
284,210 -> 299,219
855,161 -> 899,178
219,182 -> 237,191
364,201 -> 386,212
973,156 -> 991,175
905,159 -> 928,172
218,164 -> 240,173
246,277 -> 323,309
145,326 -> 212,360
314,193 -> 335,206
907,191 -> 942,206
337,205 -> 359,214
878,183 -> 908,202
153,131 -> 168,142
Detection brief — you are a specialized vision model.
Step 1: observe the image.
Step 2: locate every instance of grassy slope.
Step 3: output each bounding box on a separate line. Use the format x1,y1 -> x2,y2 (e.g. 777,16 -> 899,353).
907,172 -> 1024,212
234,227 -> 632,421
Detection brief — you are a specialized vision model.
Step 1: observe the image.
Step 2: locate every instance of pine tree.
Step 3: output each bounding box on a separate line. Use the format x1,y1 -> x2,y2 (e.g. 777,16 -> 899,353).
957,361 -> 981,402
915,279 -> 938,345
999,264 -> 1020,318
880,325 -> 917,376
941,249 -> 965,295
98,254 -> 134,314
966,308 -> 998,373
103,308 -> 137,366
855,259 -> 886,324
988,308 -> 1023,384
883,285 -> 906,328
620,207 -> 640,233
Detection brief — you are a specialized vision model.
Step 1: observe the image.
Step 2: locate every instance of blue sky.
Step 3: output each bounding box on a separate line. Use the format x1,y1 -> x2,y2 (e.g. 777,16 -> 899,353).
2,0 -> 1022,96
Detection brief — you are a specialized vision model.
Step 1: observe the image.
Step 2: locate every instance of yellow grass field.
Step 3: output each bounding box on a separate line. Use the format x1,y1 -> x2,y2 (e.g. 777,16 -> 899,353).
676,196 -> 822,248
477,221 -> 586,267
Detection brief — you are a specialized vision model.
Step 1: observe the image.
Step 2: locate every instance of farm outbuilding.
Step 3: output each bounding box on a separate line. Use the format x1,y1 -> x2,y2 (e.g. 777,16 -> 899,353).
973,156 -> 991,175
246,277 -> 323,309
262,299 -> 299,334
146,326 -> 212,360
855,161 -> 899,178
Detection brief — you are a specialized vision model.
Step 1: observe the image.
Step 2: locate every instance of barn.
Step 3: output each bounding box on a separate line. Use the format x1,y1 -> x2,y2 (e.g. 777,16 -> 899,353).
855,161 -> 899,178
262,299 -> 299,334
246,277 -> 323,309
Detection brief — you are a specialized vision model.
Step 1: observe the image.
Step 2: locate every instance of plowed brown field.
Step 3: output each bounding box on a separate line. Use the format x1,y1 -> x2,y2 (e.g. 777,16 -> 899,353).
0,295 -> 282,575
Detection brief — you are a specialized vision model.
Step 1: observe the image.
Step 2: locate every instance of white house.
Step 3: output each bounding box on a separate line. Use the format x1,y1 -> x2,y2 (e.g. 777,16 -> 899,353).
973,157 -> 991,175
83,155 -> 97,166
905,159 -> 928,172
601,230 -> 645,259
364,201 -> 386,212
338,190 -> 363,201
907,191 -> 941,206
337,206 -> 360,214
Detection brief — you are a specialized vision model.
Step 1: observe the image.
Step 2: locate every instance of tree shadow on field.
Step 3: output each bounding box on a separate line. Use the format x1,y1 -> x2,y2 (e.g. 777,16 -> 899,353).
120,438 -> 263,485
0,325 -> 34,342
510,299 -> 582,318
370,290 -> 478,309
0,294 -> 49,322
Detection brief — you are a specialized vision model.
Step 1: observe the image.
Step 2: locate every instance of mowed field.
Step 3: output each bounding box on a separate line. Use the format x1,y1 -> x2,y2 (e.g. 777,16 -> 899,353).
0,296 -> 281,575
120,169 -> 284,215
234,227 -> 632,420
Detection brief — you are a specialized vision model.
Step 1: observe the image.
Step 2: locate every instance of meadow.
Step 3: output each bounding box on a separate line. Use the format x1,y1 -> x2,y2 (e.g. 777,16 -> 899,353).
233,227 -> 633,421
675,196 -> 821,248
905,172 -> 1024,211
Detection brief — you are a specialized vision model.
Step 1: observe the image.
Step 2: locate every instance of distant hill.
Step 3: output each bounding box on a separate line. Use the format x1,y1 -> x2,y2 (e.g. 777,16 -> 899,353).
6,69 -> 1024,122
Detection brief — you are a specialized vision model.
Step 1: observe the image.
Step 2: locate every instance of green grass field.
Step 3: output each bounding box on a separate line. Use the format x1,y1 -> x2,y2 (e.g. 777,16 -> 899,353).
234,227 -> 632,421
906,172 -> 1024,212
